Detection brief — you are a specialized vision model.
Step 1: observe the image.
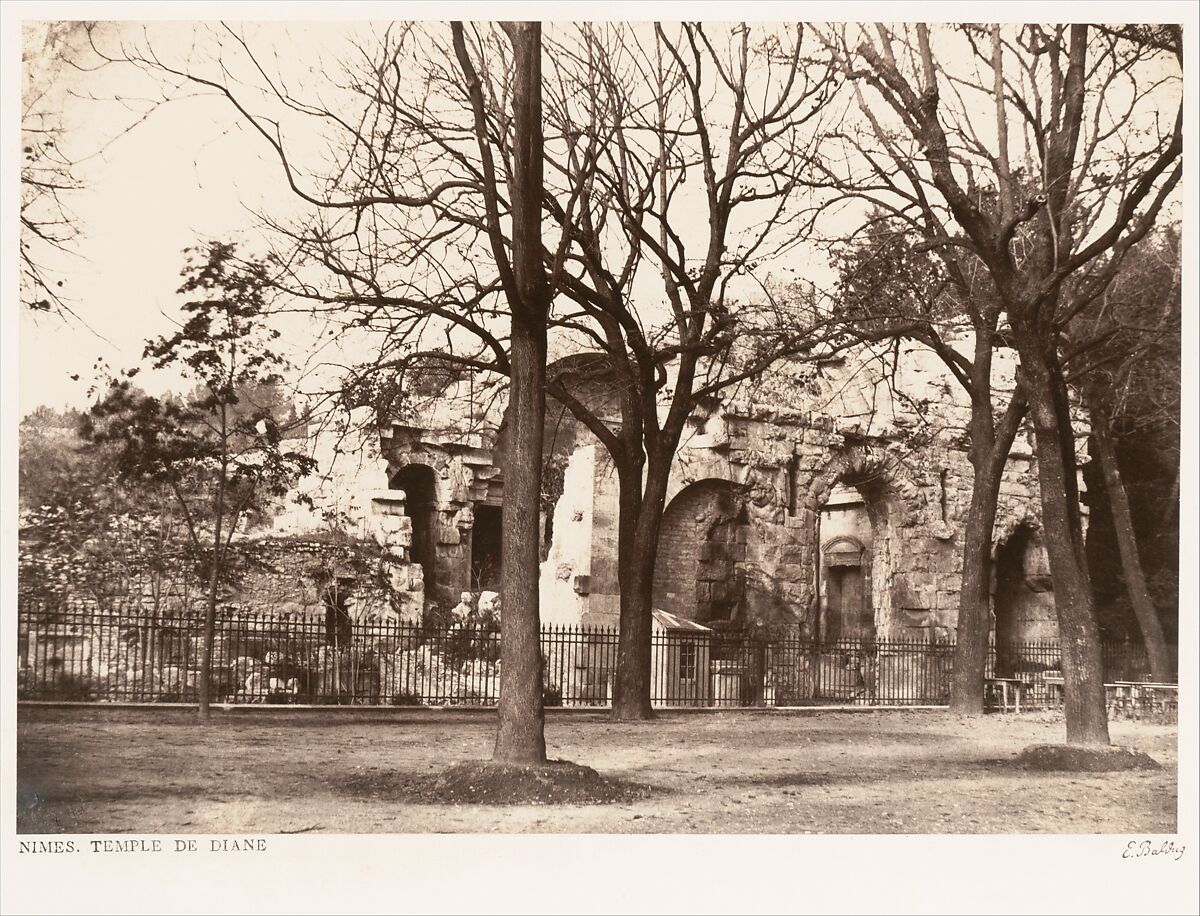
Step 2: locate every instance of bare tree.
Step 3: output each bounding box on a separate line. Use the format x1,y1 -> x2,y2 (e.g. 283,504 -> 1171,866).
111,21 -> 842,721
823,22 -> 1181,744
1072,225 -> 1180,681
527,23 -> 840,718
829,212 -> 1028,716
21,23 -> 85,315
109,20 -> 564,760
21,21 -> 158,320
460,21 -> 553,762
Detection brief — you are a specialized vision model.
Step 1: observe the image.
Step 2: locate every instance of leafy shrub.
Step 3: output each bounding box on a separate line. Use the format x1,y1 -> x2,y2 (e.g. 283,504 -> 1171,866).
22,673 -> 96,701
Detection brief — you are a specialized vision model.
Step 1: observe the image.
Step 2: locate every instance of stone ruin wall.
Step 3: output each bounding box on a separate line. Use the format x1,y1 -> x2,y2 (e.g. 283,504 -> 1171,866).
565,406 -> 1048,641
534,339 -> 1066,642
245,338 -> 1070,643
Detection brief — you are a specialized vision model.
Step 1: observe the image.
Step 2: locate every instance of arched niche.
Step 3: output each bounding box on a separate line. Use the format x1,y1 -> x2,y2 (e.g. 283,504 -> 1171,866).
992,523 -> 1059,675
652,479 -> 749,624
390,464 -> 440,604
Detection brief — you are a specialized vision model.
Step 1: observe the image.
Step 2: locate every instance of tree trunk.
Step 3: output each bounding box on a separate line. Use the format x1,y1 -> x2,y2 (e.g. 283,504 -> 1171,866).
1021,350 -> 1110,745
492,20 -> 548,765
198,461 -> 226,724
198,576 -> 217,723
949,382 -> 1026,713
612,456 -> 672,721
1091,413 -> 1173,681
949,456 -> 1005,714
611,519 -> 659,721
493,317 -> 548,762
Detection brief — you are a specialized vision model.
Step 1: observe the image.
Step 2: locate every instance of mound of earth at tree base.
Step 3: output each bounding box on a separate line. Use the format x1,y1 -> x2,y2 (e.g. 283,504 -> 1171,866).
431,760 -> 655,805
1016,744 -> 1160,772
337,760 -> 657,806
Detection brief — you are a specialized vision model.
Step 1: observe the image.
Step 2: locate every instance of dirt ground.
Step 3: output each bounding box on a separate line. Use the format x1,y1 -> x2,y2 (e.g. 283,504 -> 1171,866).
17,705 -> 1177,834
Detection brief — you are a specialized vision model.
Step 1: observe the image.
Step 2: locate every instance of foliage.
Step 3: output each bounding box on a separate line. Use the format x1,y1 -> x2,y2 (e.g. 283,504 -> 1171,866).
1075,226 -> 1182,641
18,405 -> 88,509
1072,226 -> 1181,452
831,217 -> 962,333
83,242 -> 316,587
20,672 -> 96,702
79,241 -> 317,717
18,408 -> 200,610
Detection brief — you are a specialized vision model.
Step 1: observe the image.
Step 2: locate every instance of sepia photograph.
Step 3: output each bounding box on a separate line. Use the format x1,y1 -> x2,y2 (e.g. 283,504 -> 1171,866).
2,2 -> 1196,913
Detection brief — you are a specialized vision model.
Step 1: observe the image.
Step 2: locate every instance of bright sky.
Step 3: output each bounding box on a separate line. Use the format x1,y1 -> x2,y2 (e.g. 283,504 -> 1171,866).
17,19 -> 346,415
16,16 -> 842,417
9,7 -> 1188,423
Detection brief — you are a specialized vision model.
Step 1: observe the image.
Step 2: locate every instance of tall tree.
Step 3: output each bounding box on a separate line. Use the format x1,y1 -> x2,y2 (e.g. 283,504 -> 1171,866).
830,215 -> 1028,716
84,242 -> 316,721
115,22 -> 839,722
1073,226 -> 1181,679
532,24 -> 838,718
123,22 -> 557,760
454,20 -> 553,762
823,23 -> 1181,744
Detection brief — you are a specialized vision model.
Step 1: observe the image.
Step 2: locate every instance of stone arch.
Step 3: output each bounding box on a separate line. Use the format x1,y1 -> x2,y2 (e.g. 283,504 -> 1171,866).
823,534 -> 868,556
664,450 -> 795,628
992,511 -> 1042,555
390,463 -> 441,607
803,447 -> 895,523
653,478 -> 750,624
991,522 -> 1058,675
663,453 -> 738,507
668,449 -> 787,527
800,446 -> 910,637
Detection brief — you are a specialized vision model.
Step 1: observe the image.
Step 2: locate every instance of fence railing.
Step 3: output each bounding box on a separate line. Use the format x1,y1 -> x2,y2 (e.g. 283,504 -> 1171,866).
16,603 -> 1168,710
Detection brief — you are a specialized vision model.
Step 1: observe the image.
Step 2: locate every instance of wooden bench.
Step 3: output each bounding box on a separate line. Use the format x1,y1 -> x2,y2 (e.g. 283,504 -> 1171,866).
1041,674 -> 1064,706
985,677 -> 1025,713
1107,681 -> 1142,715
1109,681 -> 1178,721
1140,684 -> 1179,722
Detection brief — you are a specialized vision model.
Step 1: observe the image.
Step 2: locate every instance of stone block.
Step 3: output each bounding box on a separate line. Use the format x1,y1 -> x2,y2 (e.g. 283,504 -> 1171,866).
780,545 -> 807,566
749,544 -> 779,565
935,590 -> 960,611
582,596 -> 620,628
589,560 -> 619,592
779,563 -> 805,583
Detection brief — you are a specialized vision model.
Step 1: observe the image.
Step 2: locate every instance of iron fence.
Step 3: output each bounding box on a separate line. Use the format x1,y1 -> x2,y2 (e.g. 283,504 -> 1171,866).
16,601 -> 1168,710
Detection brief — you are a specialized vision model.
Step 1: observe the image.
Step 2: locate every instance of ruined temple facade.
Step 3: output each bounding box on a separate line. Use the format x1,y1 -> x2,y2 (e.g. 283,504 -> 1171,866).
268,338 -> 1070,645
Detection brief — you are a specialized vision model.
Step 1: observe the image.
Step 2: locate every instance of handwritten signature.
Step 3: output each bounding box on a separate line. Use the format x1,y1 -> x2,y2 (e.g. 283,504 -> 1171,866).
1122,839 -> 1185,861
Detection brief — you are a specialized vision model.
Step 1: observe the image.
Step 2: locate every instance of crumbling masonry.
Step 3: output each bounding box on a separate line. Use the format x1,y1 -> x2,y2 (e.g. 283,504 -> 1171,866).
267,338 -> 1068,646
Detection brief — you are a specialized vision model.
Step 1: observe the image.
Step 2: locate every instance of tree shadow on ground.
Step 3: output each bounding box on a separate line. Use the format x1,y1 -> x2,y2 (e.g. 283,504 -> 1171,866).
717,772 -> 874,788
711,752 -> 1157,790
